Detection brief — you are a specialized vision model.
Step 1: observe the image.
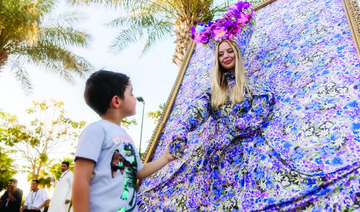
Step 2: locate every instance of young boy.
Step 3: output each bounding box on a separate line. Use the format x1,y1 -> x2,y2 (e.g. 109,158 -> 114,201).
72,70 -> 174,212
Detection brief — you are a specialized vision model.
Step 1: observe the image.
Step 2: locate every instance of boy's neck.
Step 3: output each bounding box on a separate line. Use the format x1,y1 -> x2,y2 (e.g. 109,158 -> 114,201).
101,110 -> 125,126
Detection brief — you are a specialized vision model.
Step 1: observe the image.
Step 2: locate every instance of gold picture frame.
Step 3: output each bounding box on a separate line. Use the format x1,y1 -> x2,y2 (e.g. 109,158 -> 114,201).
342,0 -> 360,60
142,0 -> 360,164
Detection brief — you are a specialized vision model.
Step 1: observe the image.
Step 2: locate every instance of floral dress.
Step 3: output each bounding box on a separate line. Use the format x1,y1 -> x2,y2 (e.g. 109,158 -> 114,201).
138,73 -> 274,211
138,72 -> 360,211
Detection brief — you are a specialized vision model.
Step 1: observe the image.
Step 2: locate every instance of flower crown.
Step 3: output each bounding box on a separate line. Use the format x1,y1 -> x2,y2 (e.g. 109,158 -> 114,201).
191,1 -> 255,44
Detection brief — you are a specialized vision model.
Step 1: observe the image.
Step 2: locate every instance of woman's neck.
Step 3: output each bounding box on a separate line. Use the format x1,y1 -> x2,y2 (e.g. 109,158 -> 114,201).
227,68 -> 235,74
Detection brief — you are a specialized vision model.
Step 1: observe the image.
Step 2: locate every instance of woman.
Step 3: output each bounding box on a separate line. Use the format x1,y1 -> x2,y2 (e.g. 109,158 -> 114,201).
137,3 -> 275,208
138,1 -> 360,210
138,36 -> 274,210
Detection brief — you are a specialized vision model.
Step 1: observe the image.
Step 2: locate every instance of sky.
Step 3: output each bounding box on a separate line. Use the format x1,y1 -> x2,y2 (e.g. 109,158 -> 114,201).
0,3 -> 178,196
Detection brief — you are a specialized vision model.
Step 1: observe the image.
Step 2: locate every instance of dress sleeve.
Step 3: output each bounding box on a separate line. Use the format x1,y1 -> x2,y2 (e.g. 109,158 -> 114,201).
231,91 -> 275,137
169,90 -> 211,158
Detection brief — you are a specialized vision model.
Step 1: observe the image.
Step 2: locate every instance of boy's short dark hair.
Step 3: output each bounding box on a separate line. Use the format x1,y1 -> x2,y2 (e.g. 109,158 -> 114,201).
9,179 -> 18,184
62,161 -> 70,167
84,70 -> 130,115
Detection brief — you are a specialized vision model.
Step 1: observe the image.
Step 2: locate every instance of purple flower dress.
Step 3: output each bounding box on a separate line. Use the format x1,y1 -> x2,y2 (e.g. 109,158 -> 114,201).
137,73 -> 277,211
138,72 -> 360,211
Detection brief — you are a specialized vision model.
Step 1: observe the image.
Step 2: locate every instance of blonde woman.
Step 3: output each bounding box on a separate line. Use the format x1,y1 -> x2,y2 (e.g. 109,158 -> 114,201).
138,2 -> 274,210
138,37 -> 275,210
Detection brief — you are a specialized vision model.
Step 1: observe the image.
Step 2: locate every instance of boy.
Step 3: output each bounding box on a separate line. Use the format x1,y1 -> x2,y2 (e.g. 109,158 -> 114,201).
72,70 -> 174,212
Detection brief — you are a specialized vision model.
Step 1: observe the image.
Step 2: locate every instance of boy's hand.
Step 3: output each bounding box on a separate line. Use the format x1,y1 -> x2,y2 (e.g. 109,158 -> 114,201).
164,141 -> 176,161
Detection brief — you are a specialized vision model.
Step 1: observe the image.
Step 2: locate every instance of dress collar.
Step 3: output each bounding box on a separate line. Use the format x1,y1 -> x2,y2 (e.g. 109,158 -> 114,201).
225,72 -> 236,88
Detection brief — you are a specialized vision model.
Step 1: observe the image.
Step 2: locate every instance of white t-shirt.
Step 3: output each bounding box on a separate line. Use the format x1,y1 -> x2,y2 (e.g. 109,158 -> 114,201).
75,120 -> 144,212
24,189 -> 49,212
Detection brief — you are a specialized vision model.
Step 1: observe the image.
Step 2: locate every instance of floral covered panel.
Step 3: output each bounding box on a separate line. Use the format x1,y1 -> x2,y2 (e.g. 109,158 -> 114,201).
138,0 -> 360,210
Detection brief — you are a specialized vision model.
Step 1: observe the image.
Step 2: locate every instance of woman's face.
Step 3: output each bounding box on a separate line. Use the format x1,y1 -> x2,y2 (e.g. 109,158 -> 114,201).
218,41 -> 236,74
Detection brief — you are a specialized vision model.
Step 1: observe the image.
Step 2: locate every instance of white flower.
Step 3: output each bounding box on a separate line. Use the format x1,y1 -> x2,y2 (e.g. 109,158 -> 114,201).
224,201 -> 233,208
333,139 -> 344,148
323,103 -> 334,109
295,176 -> 303,184
281,177 -> 290,186
325,122 -> 333,128
260,181 -> 267,190
275,173 -> 283,182
301,123 -> 310,131
285,126 -> 291,134
319,129 -> 329,137
329,90 -> 337,96
305,130 -> 313,136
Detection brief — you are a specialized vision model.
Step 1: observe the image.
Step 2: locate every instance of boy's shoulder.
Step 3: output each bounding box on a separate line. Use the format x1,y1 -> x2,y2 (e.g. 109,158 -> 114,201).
83,119 -> 117,133
82,119 -> 134,144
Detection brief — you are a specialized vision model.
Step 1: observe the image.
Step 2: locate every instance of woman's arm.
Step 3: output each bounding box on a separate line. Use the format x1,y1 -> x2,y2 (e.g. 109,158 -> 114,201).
232,92 -> 275,137
170,90 -> 211,158
72,158 -> 94,212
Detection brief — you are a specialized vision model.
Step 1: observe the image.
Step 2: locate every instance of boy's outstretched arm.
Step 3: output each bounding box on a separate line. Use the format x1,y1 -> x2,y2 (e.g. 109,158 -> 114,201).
72,158 -> 94,212
137,142 -> 175,180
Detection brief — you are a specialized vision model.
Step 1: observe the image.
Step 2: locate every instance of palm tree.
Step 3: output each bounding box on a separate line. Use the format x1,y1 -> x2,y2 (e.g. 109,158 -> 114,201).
69,0 -> 251,67
0,0 -> 93,91
71,0 -> 268,67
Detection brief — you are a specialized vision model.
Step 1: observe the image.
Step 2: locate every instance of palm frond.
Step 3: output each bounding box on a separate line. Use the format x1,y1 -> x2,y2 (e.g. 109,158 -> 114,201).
109,13 -> 160,28
110,28 -> 144,52
141,21 -> 173,55
15,41 -> 93,80
42,10 -> 85,26
69,0 -> 142,10
9,57 -> 33,93
40,26 -> 91,48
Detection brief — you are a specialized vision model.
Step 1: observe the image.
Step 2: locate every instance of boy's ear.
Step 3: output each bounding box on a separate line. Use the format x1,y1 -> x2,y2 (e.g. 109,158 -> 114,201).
110,95 -> 122,108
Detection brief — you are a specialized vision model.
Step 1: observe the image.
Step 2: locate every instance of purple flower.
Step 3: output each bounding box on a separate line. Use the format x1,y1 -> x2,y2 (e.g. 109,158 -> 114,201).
190,26 -> 196,39
226,6 -> 241,18
190,1 -> 255,44
235,1 -> 251,10
223,20 -> 233,30
207,21 -> 215,26
200,33 -> 210,44
212,26 -> 228,42
237,12 -> 250,26
230,24 -> 241,34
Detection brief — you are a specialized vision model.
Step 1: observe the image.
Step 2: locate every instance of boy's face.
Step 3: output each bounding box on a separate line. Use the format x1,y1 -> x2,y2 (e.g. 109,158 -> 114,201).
121,82 -> 137,116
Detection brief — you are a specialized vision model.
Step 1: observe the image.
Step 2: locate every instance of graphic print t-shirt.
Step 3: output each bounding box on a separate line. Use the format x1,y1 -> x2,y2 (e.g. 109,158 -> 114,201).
75,120 -> 144,212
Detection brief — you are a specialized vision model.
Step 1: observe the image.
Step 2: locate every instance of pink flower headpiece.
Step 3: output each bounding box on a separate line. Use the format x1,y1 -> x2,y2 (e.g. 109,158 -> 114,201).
191,1 -> 255,44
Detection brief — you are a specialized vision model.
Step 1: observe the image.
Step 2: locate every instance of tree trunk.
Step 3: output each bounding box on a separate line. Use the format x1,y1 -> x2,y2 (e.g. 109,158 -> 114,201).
0,49 -> 8,68
173,17 -> 193,67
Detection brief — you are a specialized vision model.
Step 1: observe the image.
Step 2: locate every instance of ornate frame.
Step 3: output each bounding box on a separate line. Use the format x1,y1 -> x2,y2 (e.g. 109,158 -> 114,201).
342,0 -> 360,60
142,0 -> 360,163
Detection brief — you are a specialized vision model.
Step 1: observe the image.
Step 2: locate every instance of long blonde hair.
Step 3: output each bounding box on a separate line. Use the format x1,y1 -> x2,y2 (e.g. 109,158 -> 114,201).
211,40 -> 251,108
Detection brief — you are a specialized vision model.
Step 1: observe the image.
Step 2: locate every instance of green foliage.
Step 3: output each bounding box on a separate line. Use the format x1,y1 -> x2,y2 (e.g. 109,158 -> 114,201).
147,103 -> 165,124
107,0 -> 231,54
0,149 -> 17,191
121,118 -> 137,129
71,0 -> 265,66
0,112 -> 39,147
0,0 -> 94,92
1,99 -> 86,182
